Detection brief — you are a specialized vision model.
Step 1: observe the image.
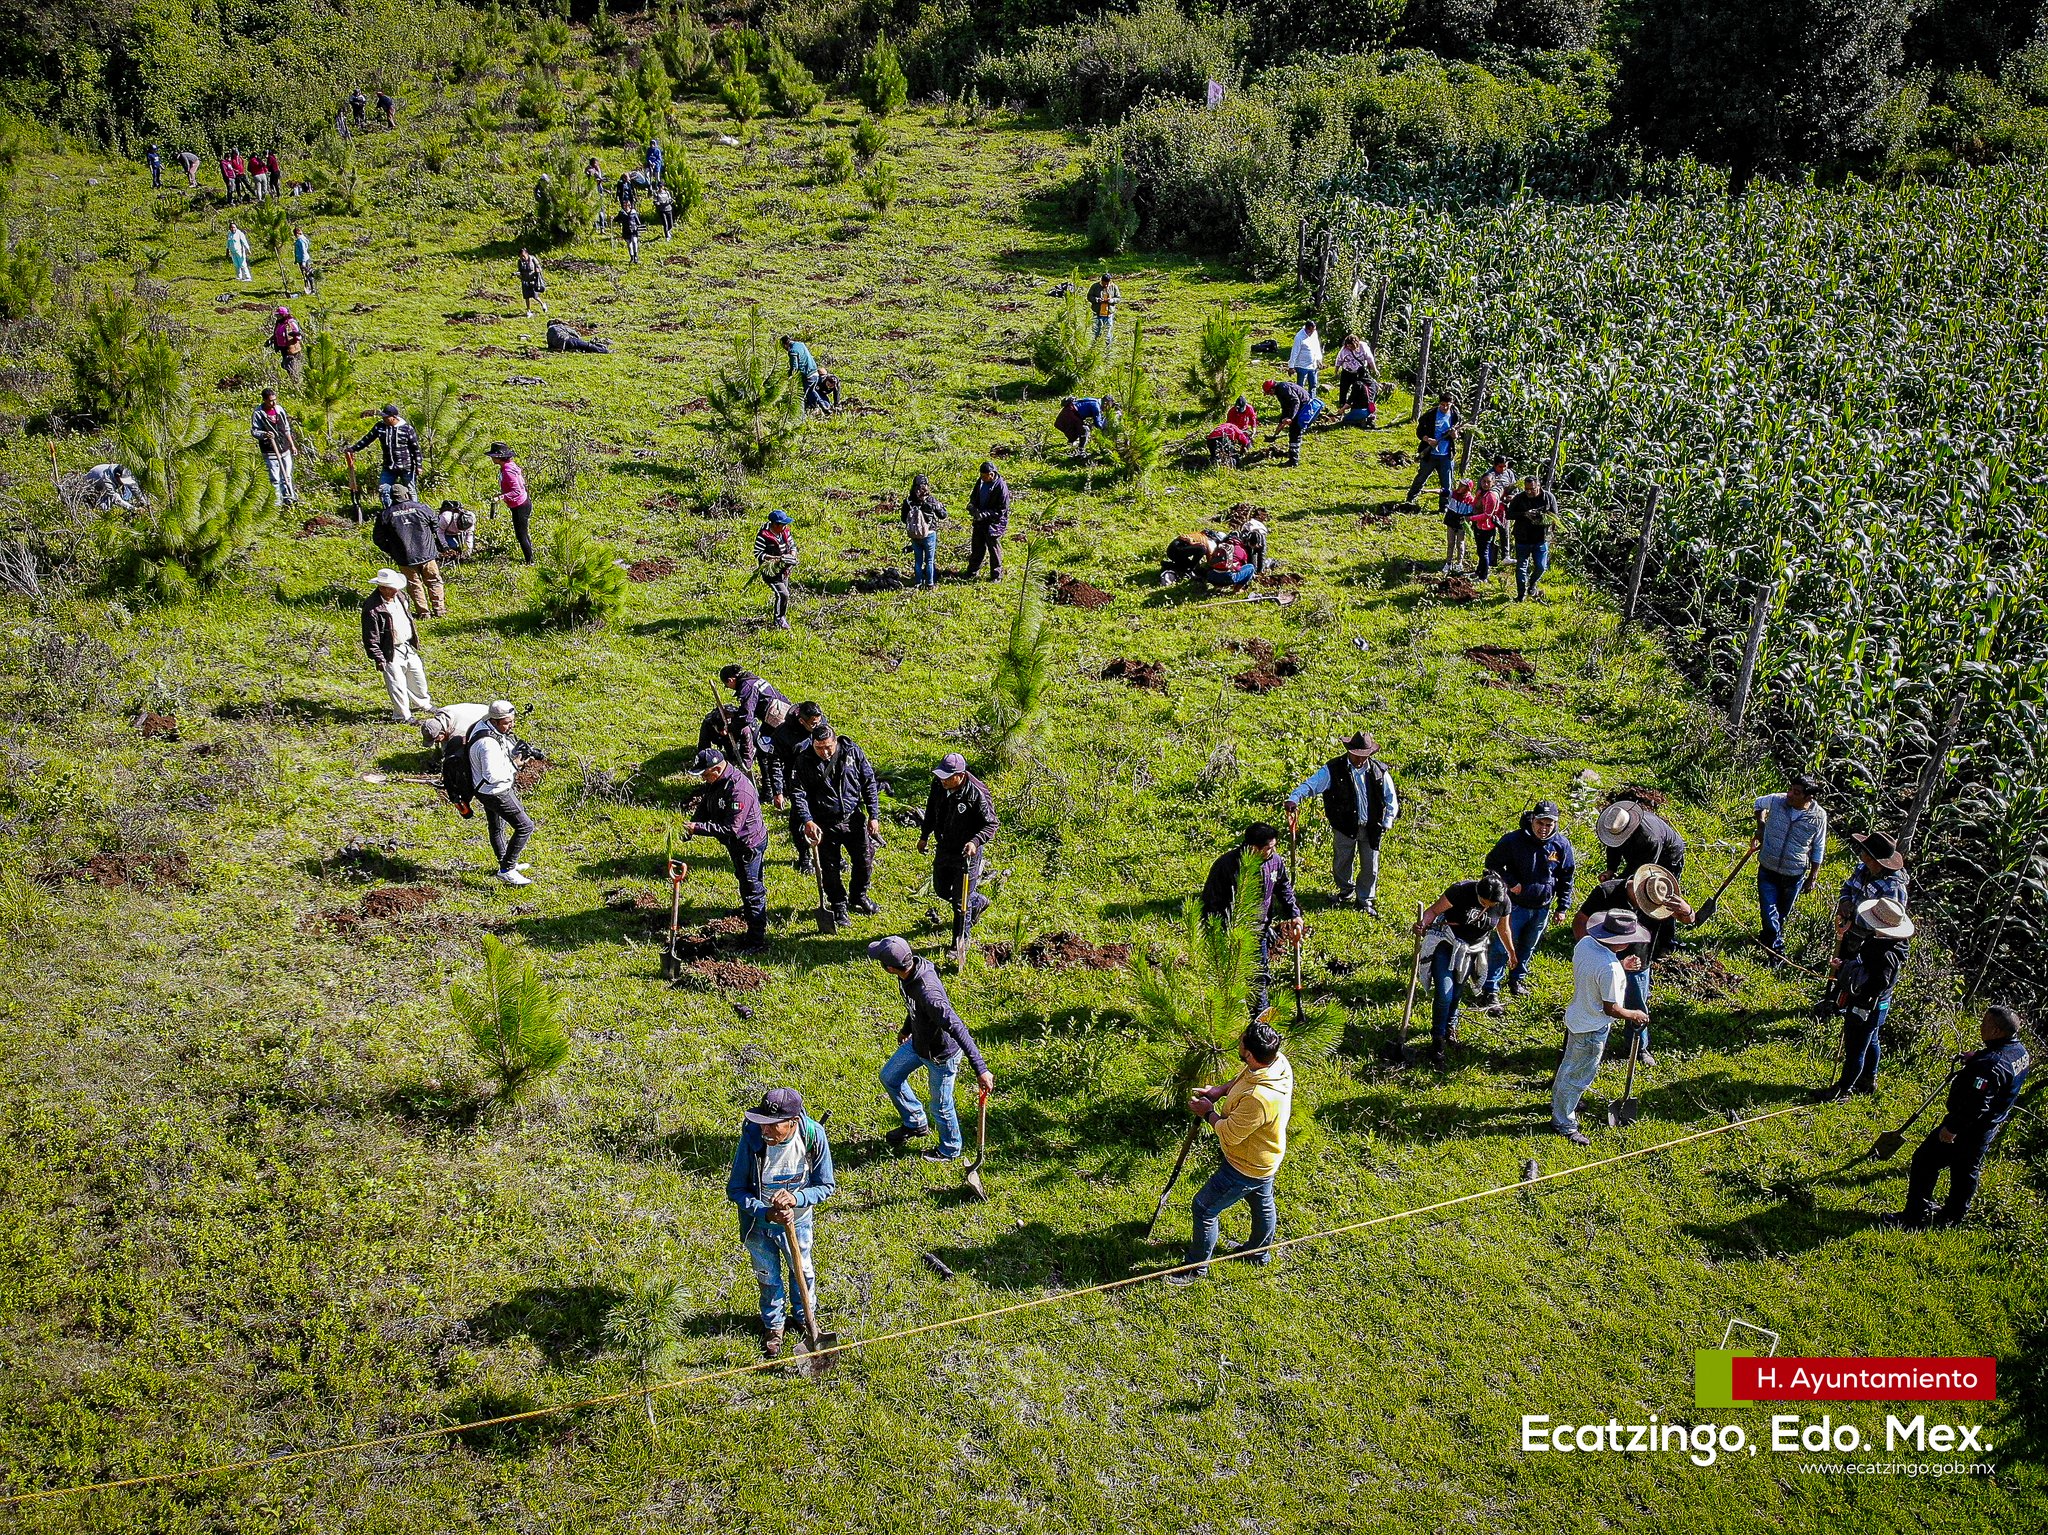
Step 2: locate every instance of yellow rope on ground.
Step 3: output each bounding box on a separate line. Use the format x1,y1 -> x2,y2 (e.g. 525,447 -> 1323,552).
0,1099 -> 1818,1509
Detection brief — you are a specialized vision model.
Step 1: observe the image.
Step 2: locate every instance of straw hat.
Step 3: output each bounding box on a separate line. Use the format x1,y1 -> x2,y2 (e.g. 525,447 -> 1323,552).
1628,864 -> 1682,920
1856,897 -> 1914,940
1596,800 -> 1643,848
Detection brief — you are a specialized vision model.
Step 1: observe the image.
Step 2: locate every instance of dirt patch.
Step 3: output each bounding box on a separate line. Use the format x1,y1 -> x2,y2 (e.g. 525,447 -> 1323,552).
61,851 -> 194,890
1257,570 -> 1303,590
1224,502 -> 1268,530
821,487 -> 861,501
862,647 -> 905,673
1101,657 -> 1166,690
675,958 -> 770,991
1421,571 -> 1479,602
1051,573 -> 1112,609
1606,784 -> 1669,811
1464,645 -> 1534,680
1377,449 -> 1410,467
626,556 -> 677,582
296,513 -> 347,538
1226,637 -> 1303,692
136,711 -> 179,740
361,884 -> 444,918
981,931 -> 1132,970
603,887 -> 665,912
1660,951 -> 1740,1000
851,567 -> 913,592
643,492 -> 685,514
1359,499 -> 1403,527
513,757 -> 549,791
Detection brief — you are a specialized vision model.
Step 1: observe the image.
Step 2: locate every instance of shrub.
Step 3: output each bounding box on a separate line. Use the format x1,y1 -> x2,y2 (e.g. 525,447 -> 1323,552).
668,152 -> 706,220
653,3 -> 715,86
526,149 -> 594,246
101,409 -> 271,602
976,0 -> 1246,126
452,936 -> 572,1104
1097,322 -> 1165,489
535,518 -> 628,628
604,1276 -> 688,1432
861,157 -> 899,214
448,34 -> 492,84
1187,306 -> 1251,415
707,304 -> 802,468
589,0 -> 627,53
764,38 -> 824,118
819,139 -> 856,183
715,26 -> 768,77
721,68 -> 764,126
1030,288 -> 1104,394
247,200 -> 293,290
412,370 -> 485,494
635,52 -> 676,116
67,290 -> 183,424
984,540 -> 1053,767
517,64 -> 565,128
527,13 -> 572,68
0,238 -> 51,320
851,113 -> 887,161
1085,151 -> 1138,254
603,67 -> 657,145
859,35 -> 909,116
1091,95 -> 1289,258
300,332 -> 355,445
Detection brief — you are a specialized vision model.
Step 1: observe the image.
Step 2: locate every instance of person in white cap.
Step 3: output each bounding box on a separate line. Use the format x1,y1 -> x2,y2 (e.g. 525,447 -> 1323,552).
1553,910 -> 1651,1145
1825,896 -> 1913,1099
418,701 -> 488,754
470,700 -> 535,885
359,569 -> 431,724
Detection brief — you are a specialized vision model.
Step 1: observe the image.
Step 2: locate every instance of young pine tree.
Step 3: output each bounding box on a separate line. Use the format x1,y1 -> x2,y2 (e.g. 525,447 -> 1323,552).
859,35 -> 909,116
1097,322 -> 1164,489
984,540 -> 1054,767
102,408 -> 272,602
707,304 -> 802,469
603,1275 -> 689,1433
534,518 -> 629,628
452,935 -> 572,1104
1187,307 -> 1251,415
1030,287 -> 1104,394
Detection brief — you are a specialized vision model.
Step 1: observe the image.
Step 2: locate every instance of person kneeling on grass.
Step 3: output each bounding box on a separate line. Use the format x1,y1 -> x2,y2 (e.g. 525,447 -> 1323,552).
1168,1020 -> 1293,1285
1551,910 -> 1650,1145
726,1087 -> 835,1359
870,936 -> 994,1162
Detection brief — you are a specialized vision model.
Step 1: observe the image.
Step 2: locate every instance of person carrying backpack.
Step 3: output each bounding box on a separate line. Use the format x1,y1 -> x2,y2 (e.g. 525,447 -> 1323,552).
270,306 -> 305,385
250,387 -> 299,510
726,1087 -> 835,1358
900,472 -> 947,589
620,203 -> 643,265
468,701 -> 537,885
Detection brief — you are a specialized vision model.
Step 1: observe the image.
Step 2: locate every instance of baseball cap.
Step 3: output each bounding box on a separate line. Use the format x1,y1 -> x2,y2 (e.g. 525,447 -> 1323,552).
867,936 -> 914,968
691,747 -> 724,773
487,700 -> 515,721
744,1087 -> 804,1125
932,752 -> 968,778
768,509 -> 793,525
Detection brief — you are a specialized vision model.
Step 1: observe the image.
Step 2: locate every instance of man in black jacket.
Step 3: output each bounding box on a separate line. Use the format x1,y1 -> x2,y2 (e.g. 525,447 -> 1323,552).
371,491 -> 446,617
1896,1006 -> 2032,1228
920,752 -> 998,954
1505,476 -> 1557,601
346,403 -> 421,510
360,569 -> 432,723
869,935 -> 995,1161
1285,731 -> 1399,914
791,724 -> 883,923
1201,823 -> 1303,1018
764,700 -> 824,873
717,665 -> 792,781
681,747 -> 769,951
1826,897 -> 1913,1099
964,462 -> 1010,581
1596,799 -> 1687,883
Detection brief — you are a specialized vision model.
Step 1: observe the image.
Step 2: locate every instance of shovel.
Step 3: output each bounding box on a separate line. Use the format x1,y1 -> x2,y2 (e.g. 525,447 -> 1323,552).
1695,839 -> 1759,923
658,857 -> 690,982
778,1212 -> 837,1375
811,828 -> 836,934
1607,1026 -> 1643,1128
346,450 -> 363,525
1871,1068 -> 1959,1160
962,1084 -> 990,1200
1394,901 -> 1428,1059
1144,1007 -> 1275,1239
950,866 -> 972,970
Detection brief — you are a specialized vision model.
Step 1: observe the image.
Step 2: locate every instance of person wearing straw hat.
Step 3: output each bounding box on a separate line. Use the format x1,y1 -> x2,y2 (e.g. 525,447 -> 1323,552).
1595,798 -> 1687,883
680,747 -> 769,951
1836,829 -> 1908,938
1574,864 -> 1693,1067
1754,773 -> 1828,956
1285,730 -> 1399,915
1412,871 -> 1514,1067
1825,897 -> 1913,1099
1894,1006 -> 2031,1229
726,1087 -> 835,1358
359,569 -> 432,724
1553,910 -> 1651,1145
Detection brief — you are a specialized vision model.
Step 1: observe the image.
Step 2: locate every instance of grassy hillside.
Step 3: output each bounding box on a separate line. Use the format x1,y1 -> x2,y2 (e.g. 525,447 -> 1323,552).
0,63 -> 2041,1534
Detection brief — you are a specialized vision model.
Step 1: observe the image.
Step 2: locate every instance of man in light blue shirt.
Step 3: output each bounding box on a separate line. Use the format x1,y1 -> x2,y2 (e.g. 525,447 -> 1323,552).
1756,773 -> 1827,955
1285,731 -> 1399,914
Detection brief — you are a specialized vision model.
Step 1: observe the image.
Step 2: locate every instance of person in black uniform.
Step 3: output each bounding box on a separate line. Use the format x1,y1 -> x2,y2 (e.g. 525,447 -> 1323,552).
791,724 -> 883,925
1201,823 -> 1303,1019
1896,1006 -> 2031,1228
680,747 -> 769,951
920,752 -> 999,955
764,700 -> 825,874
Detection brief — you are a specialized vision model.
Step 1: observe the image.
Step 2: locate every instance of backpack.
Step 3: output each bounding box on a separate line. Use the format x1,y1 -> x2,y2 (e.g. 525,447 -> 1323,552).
902,495 -> 945,541
440,719 -> 492,809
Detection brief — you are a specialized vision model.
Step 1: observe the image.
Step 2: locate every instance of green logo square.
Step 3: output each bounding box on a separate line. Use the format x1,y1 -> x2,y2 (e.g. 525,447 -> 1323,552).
1695,1349 -> 1736,1409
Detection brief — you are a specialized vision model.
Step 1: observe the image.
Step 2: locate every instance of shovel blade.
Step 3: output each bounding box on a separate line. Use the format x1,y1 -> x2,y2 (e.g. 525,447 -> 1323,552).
1871,1130 -> 1907,1160
963,1167 -> 987,1201
1608,1100 -> 1640,1128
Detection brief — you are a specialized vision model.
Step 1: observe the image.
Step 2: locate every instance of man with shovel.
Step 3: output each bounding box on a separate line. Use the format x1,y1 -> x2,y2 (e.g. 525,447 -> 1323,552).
1836,829 -> 1908,936
1166,1019 -> 1293,1285
1285,731 -> 1399,915
920,752 -> 998,961
1552,911 -> 1651,1145
870,936 -> 994,1162
790,722 -> 883,927
680,747 -> 769,952
1201,824 -> 1304,1020
726,1087 -> 835,1359
1825,897 -> 1914,1099
1574,864 -> 1692,1068
1894,1006 -> 2031,1229
765,700 -> 825,874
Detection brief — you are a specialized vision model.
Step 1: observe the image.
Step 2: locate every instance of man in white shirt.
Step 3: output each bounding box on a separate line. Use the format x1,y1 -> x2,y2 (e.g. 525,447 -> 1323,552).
359,569 -> 431,724
418,702 -> 489,754
1552,910 -> 1650,1144
469,699 -> 536,886
1289,321 -> 1324,394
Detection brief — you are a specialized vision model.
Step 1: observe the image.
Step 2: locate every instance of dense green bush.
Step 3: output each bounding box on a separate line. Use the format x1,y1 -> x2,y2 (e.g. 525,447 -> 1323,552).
589,0 -> 627,54
101,410 -> 270,603
764,38 -> 824,118
1097,323 -> 1165,489
526,150 -> 595,246
1030,289 -> 1105,394
721,68 -> 764,126
67,291 -> 183,425
1085,151 -> 1138,254
534,519 -> 628,629
517,64 -> 566,128
0,237 -> 51,320
708,305 -> 802,469
1187,307 -> 1251,415
976,0 -> 1245,126
653,3 -> 715,87
862,157 -> 900,214
819,139 -> 856,184
1090,96 -> 1289,258
859,35 -> 909,116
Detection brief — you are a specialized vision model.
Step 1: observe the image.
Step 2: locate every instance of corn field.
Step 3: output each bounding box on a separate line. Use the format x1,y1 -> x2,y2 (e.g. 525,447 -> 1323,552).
1322,169 -> 2048,1005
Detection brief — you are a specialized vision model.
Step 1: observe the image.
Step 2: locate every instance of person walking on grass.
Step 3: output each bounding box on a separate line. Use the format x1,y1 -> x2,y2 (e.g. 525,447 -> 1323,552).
250,388 -> 299,511
681,747 -> 770,951
620,202 -> 643,265
483,442 -> 535,565
1201,823 -> 1304,1020
1481,800 -> 1576,1005
585,157 -> 607,230
1285,730 -> 1398,915
1755,772 -> 1828,957
369,490 -> 445,618
293,226 -> 315,294
726,1087 -> 834,1359
145,144 -> 162,190
470,700 -> 536,886
1086,271 -> 1120,342
900,472 -> 947,590
1552,910 -> 1651,1145
1889,1005 -> 2032,1230
515,248 -> 547,318
921,752 -> 999,956
792,722 -> 884,925
1334,332 -> 1375,415
360,569 -> 432,725
1824,897 -> 1913,1100
1506,476 -> 1557,601
349,403 -> 422,510
270,306 -> 304,385
653,181 -> 677,240
1289,320 -> 1323,394
645,137 -> 665,188
964,461 -> 1009,581
1168,1019 -> 1293,1286
753,508 -> 798,628
870,935 -> 995,1161
1406,393 -> 1460,516
227,222 -> 253,282
1413,872 -> 1514,1067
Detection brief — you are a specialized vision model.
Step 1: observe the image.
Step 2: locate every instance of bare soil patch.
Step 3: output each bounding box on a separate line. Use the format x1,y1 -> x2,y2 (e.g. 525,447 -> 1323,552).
981,931 -> 1132,970
1101,657 -> 1166,689
1051,573 -> 1112,609
1421,571 -> 1479,602
1227,637 -> 1303,692
676,958 -> 770,991
1464,646 -> 1534,680
625,556 -> 677,582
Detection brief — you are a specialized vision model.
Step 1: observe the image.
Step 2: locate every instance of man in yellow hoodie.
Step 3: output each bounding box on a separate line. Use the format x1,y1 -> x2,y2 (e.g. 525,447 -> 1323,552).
1169,1020 -> 1293,1284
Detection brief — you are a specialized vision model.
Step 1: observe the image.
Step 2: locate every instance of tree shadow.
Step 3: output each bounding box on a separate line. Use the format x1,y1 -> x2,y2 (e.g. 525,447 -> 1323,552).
217,694 -> 370,726
446,1386 -> 585,1458
1316,1088 -> 1549,1143
1099,895 -> 1188,923
927,1217 -> 1155,1294
274,581 -> 370,611
433,608 -> 547,640
1679,1202 -> 1883,1260
448,237 -> 530,264
381,1077 -> 485,1131
498,903 -> 640,951
609,459 -> 694,486
625,615 -> 726,640
468,1283 -> 622,1368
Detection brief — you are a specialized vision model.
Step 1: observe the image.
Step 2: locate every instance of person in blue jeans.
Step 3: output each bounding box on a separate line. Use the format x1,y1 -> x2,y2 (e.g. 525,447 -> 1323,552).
1826,897 -> 1913,1098
1553,911 -> 1651,1145
1573,862 -> 1693,1068
1505,478 -> 1556,601
1405,394 -> 1460,514
1755,775 -> 1827,955
726,1087 -> 835,1357
870,936 -> 994,1160
899,473 -> 946,589
1481,801 -> 1577,1005
1413,872 -> 1514,1067
1168,1021 -> 1293,1285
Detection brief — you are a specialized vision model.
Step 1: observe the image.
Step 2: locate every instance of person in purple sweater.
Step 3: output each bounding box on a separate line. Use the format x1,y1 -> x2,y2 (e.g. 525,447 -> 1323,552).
869,936 -> 995,1162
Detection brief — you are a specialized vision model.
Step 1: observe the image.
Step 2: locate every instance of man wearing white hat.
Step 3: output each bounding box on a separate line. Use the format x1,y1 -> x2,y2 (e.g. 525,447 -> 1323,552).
1826,897 -> 1913,1098
1595,798 -> 1687,883
1553,910 -> 1651,1145
359,569 -> 432,724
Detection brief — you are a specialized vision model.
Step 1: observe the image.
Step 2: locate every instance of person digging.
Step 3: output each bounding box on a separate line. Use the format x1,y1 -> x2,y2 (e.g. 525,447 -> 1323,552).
920,752 -> 998,961
1166,1019 -> 1293,1286
870,936 -> 993,1163
680,747 -> 769,952
1551,910 -> 1651,1145
726,1087 -> 835,1359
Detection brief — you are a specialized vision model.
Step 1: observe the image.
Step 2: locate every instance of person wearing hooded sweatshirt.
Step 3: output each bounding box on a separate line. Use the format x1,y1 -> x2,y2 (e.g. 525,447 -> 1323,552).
870,936 -> 994,1161
681,747 -> 769,950
370,490 -> 446,618
717,664 -> 793,781
1413,872 -> 1515,1066
1168,1020 -> 1293,1285
964,462 -> 1010,581
765,700 -> 825,874
1481,801 -> 1577,1004
1826,897 -> 1914,1098
900,473 -> 947,589
1261,377 -> 1321,467
469,700 -> 536,885
1286,731 -> 1399,914
725,1087 -> 835,1358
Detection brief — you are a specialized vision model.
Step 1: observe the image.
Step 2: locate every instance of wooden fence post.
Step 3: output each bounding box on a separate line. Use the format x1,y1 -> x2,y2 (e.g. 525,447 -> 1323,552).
1623,484 -> 1660,623
1729,580 -> 1773,732
1456,361 -> 1489,477
1541,418 -> 1564,490
1410,318 -> 1434,424
1367,276 -> 1389,359
1900,695 -> 1967,856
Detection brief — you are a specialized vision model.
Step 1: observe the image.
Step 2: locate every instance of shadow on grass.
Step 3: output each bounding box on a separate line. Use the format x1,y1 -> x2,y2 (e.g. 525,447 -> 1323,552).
470,1283 -> 622,1368
446,1386 -> 586,1458
381,1077 -> 486,1131
928,1217 -> 1154,1293
434,608 -> 548,640
1679,1202 -> 1883,1259
218,694 -> 371,726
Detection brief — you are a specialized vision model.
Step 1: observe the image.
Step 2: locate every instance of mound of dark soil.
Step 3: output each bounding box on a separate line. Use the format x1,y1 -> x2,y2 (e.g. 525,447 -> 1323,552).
361,885 -> 444,918
1421,571 -> 1478,602
1257,570 -> 1303,590
852,567 -> 913,592
1227,637 -> 1303,692
981,932 -> 1132,970
136,711 -> 179,740
1465,646 -> 1534,680
295,513 -> 347,538
625,557 -> 677,582
1101,657 -> 1166,689
677,958 -> 769,991
1606,784 -> 1668,810
64,851 -> 193,890
1377,449 -> 1410,467
643,492 -> 686,513
603,887 -> 665,912
1660,951 -> 1740,1000
1224,502 -> 1269,529
1051,573 -> 1112,609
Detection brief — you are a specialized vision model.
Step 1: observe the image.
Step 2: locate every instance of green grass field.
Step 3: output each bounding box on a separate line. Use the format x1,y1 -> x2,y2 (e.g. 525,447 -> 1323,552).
0,75 -> 2042,1533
